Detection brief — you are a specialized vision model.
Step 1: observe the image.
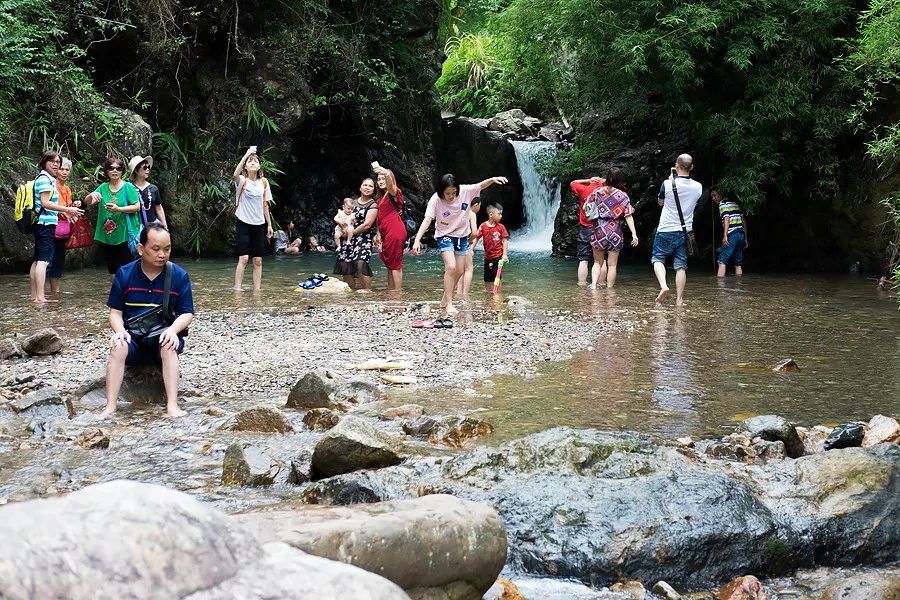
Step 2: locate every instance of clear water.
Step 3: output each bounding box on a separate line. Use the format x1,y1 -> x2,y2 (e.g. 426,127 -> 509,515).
508,141 -> 561,253
1,253 -> 899,442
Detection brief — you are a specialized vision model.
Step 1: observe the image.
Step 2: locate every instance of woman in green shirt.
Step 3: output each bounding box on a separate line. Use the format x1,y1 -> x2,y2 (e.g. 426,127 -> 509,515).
84,157 -> 141,274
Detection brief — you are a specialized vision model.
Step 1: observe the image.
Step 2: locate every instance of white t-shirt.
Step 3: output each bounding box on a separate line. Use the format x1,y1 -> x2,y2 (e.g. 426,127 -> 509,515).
235,176 -> 271,225
425,184 -> 481,238
657,176 -> 703,233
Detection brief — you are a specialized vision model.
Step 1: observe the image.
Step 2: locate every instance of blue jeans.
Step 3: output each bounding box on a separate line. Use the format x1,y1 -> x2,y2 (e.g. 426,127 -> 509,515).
717,229 -> 745,266
436,235 -> 469,256
651,231 -> 688,271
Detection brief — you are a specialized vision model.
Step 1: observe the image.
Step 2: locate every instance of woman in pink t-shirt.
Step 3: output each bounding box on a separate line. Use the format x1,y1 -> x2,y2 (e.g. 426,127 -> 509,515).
412,173 -> 508,320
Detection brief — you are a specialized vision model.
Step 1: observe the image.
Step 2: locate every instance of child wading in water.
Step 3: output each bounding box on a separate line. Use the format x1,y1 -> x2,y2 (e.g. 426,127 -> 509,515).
412,174 -> 507,319
474,204 -> 510,292
456,197 -> 482,296
333,197 -> 356,250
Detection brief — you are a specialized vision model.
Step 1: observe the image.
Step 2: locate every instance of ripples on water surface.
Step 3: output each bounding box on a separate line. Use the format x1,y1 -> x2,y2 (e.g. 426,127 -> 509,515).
1,252 -> 898,440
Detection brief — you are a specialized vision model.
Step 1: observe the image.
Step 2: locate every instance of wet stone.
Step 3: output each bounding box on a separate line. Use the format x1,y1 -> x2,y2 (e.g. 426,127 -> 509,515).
740,415 -> 804,458
221,443 -> 281,487
303,408 -> 341,431
9,387 -> 73,420
311,415 -> 403,479
863,414 -> 900,447
22,328 -> 63,356
823,423 -> 864,450
74,428 -> 110,449
225,405 -> 293,434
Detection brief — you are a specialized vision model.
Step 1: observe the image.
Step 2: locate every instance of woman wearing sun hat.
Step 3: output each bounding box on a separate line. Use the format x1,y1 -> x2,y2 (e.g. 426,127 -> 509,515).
128,155 -> 167,228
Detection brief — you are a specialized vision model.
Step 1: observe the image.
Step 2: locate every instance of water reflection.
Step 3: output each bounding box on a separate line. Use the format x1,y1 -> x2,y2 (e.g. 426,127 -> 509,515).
1,253 -> 899,441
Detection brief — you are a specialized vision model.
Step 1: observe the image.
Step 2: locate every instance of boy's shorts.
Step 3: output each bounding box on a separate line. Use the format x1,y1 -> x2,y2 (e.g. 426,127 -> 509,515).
651,231 -> 688,271
717,229 -> 745,266
436,235 -> 469,256
484,258 -> 502,282
576,225 -> 593,262
126,336 -> 185,366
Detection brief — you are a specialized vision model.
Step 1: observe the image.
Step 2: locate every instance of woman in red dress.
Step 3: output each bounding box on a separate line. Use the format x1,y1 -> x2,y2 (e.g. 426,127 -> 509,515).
374,166 -> 406,291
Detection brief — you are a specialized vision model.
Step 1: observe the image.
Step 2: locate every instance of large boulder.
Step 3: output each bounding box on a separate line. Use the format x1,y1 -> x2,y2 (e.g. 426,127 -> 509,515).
311,415 -> 404,478
21,328 -> 63,356
285,369 -> 380,410
740,415 -> 804,458
234,494 -> 507,600
75,368 -> 173,407
488,109 -> 535,136
0,480 -> 409,599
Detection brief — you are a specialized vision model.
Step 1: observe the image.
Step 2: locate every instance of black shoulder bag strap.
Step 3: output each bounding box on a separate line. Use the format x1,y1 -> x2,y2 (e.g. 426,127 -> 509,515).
161,261 -> 173,312
671,173 -> 688,234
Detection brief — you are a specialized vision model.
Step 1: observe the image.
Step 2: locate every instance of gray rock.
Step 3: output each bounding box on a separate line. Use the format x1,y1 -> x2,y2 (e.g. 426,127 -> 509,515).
823,423 -> 864,450
303,407 -> 341,431
0,338 -> 20,360
863,414 -> 900,447
652,581 -> 682,600
21,328 -> 63,356
740,415 -> 804,458
286,449 -> 313,485
0,480 -> 409,599
819,571 -> 900,600
488,109 -> 534,136
381,404 -> 425,420
73,428 -> 110,449
224,405 -> 293,433
9,386 -> 73,420
286,369 -> 381,410
221,443 -> 282,487
752,438 -> 786,463
234,494 -> 506,600
311,415 -> 403,478
75,367 -> 171,406
402,415 -> 493,447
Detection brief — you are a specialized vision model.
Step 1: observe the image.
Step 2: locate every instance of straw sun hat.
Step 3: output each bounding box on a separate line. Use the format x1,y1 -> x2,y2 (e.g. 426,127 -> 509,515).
127,155 -> 154,178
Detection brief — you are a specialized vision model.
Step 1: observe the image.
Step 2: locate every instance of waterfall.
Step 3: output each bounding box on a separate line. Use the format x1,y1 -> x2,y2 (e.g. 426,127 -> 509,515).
508,140 -> 561,253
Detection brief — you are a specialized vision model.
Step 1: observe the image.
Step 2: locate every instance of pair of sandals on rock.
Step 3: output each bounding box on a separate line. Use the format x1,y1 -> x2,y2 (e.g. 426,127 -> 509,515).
298,273 -> 329,289
411,318 -> 453,329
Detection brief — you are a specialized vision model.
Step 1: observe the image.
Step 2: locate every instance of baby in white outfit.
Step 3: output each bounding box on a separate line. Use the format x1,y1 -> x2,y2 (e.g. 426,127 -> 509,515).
334,197 -> 356,250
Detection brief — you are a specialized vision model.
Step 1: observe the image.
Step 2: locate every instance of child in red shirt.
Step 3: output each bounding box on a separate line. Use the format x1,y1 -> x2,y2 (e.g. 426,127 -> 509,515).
474,204 -> 510,292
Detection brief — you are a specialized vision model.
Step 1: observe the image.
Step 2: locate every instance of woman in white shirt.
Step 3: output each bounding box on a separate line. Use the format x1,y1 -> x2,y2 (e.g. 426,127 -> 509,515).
232,146 -> 274,291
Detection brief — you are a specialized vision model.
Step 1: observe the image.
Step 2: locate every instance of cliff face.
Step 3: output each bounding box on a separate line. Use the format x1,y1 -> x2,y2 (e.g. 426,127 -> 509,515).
0,0 -> 445,269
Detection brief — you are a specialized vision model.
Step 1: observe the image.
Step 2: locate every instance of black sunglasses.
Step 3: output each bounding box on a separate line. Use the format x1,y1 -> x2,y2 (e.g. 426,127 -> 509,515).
107,165 -> 123,172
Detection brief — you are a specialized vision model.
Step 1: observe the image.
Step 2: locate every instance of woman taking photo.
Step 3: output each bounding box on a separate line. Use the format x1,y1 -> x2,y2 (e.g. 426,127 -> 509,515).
587,167 -> 638,288
31,151 -> 84,303
48,157 -> 81,296
412,173 -> 507,318
232,146 -> 273,292
373,166 -> 406,291
84,157 -> 141,275
334,177 -> 379,292
128,155 -> 167,228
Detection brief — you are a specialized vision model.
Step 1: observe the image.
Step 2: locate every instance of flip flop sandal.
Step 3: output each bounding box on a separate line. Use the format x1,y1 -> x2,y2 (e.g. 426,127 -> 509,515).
311,278 -> 323,287
412,319 -> 436,329
435,318 -> 454,329
314,273 -> 329,281
300,279 -> 317,289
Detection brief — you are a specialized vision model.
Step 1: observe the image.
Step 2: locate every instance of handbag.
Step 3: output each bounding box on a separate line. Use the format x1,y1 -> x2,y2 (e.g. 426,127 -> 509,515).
65,217 -> 94,249
670,172 -> 699,257
54,218 -> 72,239
582,191 -> 601,222
124,262 -> 179,349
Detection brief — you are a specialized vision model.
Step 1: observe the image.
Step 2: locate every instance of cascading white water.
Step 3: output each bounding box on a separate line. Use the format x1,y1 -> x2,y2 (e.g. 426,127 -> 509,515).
508,140 -> 561,253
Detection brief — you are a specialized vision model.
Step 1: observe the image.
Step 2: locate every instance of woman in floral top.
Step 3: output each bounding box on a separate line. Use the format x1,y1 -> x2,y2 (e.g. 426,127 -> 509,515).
588,168 -> 638,288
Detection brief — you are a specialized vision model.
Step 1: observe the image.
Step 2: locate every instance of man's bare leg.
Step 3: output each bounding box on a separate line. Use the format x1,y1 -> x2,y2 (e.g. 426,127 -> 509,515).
717,263 -> 726,277
577,260 -> 588,286
161,346 -> 186,417
100,344 -> 128,417
675,268 -> 687,306
653,261 -> 670,305
735,265 -> 743,276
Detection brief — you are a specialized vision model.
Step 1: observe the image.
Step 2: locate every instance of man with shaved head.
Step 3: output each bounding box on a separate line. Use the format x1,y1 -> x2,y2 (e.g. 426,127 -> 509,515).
651,154 -> 702,306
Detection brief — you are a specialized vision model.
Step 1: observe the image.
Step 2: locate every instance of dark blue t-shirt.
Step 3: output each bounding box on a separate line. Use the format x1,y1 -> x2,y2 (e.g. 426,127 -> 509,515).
107,260 -> 194,321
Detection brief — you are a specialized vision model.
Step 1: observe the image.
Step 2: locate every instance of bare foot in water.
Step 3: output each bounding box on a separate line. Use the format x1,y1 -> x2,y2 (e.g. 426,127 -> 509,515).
655,287 -> 670,307
98,406 -> 117,418
166,406 -> 187,418
445,303 -> 459,317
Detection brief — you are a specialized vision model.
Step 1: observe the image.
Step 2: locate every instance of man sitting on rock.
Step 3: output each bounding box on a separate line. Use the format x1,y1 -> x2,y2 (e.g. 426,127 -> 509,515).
100,222 -> 194,418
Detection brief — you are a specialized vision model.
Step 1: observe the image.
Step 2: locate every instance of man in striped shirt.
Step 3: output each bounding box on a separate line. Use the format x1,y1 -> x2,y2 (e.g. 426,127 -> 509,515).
101,222 -> 194,418
713,189 -> 748,277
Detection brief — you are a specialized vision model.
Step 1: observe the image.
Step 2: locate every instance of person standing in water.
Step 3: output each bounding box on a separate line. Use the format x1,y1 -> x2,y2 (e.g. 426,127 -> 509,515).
374,165 -> 406,291
232,146 -> 273,292
412,173 -> 507,318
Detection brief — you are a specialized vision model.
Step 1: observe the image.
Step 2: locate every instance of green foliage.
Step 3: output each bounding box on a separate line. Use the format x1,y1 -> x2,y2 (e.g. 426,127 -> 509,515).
245,98 -> 281,135
437,32 -> 505,115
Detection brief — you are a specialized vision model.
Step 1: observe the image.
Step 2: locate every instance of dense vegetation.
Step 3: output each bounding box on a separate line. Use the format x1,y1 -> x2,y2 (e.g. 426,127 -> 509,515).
1,0 -> 439,253
438,0 -> 900,282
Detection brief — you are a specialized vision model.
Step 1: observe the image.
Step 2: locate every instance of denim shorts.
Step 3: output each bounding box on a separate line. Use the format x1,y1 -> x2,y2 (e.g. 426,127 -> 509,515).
651,231 -> 688,271
717,229 -> 745,266
436,235 -> 469,256
126,336 -> 185,366
33,224 -> 56,263
576,225 -> 594,262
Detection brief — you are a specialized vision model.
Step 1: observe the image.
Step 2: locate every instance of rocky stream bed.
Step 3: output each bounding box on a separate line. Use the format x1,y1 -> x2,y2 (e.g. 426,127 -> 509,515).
1,303 -> 899,599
